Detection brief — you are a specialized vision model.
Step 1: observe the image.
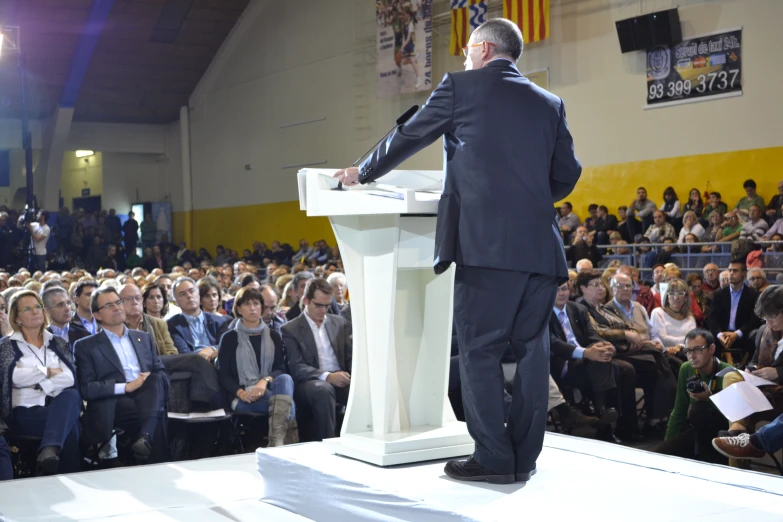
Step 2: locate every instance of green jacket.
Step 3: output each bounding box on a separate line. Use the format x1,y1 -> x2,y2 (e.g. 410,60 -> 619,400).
665,360 -> 733,440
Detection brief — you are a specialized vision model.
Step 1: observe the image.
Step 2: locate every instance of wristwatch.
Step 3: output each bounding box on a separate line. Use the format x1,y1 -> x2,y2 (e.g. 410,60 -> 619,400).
264,377 -> 272,384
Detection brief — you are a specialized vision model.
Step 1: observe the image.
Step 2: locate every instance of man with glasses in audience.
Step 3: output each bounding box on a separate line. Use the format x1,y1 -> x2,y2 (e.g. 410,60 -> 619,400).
717,211 -> 742,243
702,264 -> 721,295
747,268 -> 770,293
43,287 -> 88,356
656,328 -> 739,463
166,277 -> 229,359
75,287 -> 170,462
706,259 -> 761,355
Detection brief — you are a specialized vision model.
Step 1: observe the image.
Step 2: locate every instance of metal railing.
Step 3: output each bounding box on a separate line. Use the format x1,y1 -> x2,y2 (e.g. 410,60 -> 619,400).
578,240 -> 783,276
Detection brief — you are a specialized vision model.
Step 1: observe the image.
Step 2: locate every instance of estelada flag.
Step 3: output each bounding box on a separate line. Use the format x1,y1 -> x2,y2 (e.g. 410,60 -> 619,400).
503,0 -> 550,44
450,0 -> 488,56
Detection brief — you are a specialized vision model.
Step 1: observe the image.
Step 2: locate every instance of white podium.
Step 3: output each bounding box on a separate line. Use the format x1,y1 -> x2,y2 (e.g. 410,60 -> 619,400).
297,168 -> 473,466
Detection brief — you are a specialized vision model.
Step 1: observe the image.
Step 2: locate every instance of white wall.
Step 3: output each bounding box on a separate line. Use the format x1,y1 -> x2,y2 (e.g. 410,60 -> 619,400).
187,0 -> 783,211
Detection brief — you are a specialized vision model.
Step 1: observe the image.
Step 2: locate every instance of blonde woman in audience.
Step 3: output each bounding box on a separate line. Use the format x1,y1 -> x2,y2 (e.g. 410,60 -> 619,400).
607,231 -> 623,254
279,280 -> 297,313
24,280 -> 42,294
650,279 -> 695,360
701,211 -> 724,253
601,267 -> 618,291
275,274 -> 293,295
142,284 -> 168,319
677,211 -> 705,244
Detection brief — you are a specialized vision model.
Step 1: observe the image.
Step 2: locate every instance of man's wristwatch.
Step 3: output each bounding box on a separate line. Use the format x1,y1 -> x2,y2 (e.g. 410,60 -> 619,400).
264,376 -> 272,384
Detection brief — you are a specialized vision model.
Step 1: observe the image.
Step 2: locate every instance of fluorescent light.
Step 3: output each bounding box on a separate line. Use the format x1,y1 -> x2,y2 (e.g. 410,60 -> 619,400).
75,150 -> 94,158
0,33 -> 4,59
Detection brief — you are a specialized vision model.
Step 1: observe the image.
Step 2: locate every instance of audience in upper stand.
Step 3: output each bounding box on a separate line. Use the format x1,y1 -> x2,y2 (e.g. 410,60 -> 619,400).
659,186 -> 681,221
592,205 -> 618,246
735,179 -> 765,220
627,187 -> 657,239
682,188 -> 704,219
704,192 -> 728,222
716,211 -> 742,243
701,211 -> 724,252
644,211 -> 677,243
677,211 -> 705,244
739,205 -> 769,241
558,201 -> 581,242
566,226 -> 602,267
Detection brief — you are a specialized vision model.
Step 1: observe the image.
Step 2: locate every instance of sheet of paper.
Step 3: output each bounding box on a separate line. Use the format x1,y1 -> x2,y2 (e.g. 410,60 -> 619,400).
168,408 -> 227,419
710,381 -> 773,423
715,367 -> 776,387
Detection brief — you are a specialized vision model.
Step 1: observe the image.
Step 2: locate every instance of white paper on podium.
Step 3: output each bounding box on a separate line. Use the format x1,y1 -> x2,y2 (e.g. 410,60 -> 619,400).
715,367 -> 777,387
710,381 -> 773,423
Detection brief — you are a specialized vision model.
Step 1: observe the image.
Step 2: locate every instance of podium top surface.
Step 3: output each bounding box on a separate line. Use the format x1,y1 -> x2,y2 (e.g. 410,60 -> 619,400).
298,169 -> 443,217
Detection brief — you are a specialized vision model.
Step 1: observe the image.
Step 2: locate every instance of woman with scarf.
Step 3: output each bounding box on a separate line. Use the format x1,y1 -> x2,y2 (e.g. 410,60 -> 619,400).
217,286 -> 297,446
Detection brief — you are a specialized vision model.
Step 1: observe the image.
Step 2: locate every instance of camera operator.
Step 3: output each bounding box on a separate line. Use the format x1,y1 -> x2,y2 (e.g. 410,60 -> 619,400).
656,328 -> 741,463
24,210 -> 50,272
565,225 -> 602,267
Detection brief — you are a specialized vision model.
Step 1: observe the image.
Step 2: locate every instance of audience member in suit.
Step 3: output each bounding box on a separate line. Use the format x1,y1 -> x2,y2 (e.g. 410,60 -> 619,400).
706,259 -> 761,355
0,419 -> 11,481
616,265 -> 655,315
71,280 -> 100,336
166,277 -> 230,358
217,286 -> 297,446
0,291 -> 81,475
285,271 -> 341,321
283,278 -> 352,441
120,284 -> 177,356
75,287 -> 170,462
550,282 -> 618,426
42,286 -> 89,356
261,285 -> 287,335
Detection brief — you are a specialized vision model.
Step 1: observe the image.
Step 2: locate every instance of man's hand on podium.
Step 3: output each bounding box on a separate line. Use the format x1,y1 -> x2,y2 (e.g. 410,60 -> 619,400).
333,168 -> 360,187
326,371 -> 351,388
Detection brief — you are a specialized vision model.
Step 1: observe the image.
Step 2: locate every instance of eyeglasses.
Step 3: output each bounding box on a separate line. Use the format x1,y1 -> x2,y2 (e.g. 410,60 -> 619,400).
46,300 -> 72,310
19,304 -> 43,315
682,345 -> 710,356
668,292 -> 687,298
121,296 -> 143,304
704,268 -> 718,273
587,282 -> 604,288
310,301 -> 332,310
462,41 -> 497,57
612,284 -> 633,290
96,300 -> 123,312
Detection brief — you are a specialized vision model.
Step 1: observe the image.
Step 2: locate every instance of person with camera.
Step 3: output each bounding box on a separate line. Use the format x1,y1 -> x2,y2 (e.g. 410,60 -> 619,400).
24,210 -> 50,272
565,225 -> 602,267
656,328 -> 738,464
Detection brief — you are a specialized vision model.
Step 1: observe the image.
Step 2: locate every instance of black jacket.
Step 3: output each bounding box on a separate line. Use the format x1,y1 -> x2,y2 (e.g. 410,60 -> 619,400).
216,329 -> 287,398
706,285 -> 762,352
549,301 -> 605,378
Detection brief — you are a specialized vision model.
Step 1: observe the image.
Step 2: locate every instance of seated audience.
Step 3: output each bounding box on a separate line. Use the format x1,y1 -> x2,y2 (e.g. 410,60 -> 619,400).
644,211 -> 676,243
120,284 -> 176,356
687,273 -> 709,319
327,272 -> 351,323
650,279 -> 696,360
719,270 -> 730,288
706,259 -> 761,354
0,290 -> 81,475
592,205 -> 618,246
704,192 -> 728,222
747,268 -> 770,293
763,204 -> 783,238
75,287 -> 170,462
738,205 -> 769,241
198,276 -> 225,316
700,211 -> 724,253
154,275 -> 182,319
682,188 -> 704,218
71,280 -> 100,335
716,211 -> 742,243
166,277 -> 230,358
557,202 -> 581,242
285,271 -> 315,321
259,284 -> 286,335
616,265 -> 654,314
217,287 -> 297,446
283,279 -> 352,441
42,287 -> 88,355
735,178 -> 765,220
657,329 -> 739,463
549,281 -> 619,429
627,187 -> 657,239
566,226 -> 602,267
677,211 -> 704,244
142,283 -> 167,320
652,266 -> 704,324
713,411 -> 783,461
702,264 -> 721,294
659,186 -> 681,220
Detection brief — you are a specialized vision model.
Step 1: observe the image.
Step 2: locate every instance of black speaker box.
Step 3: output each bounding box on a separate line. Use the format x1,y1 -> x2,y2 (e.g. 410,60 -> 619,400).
615,8 -> 682,53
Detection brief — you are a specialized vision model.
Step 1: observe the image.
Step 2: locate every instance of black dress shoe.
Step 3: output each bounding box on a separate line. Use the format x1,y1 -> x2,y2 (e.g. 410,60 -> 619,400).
555,404 -> 598,430
100,457 -> 124,469
596,408 -> 618,426
37,446 -> 60,475
131,434 -> 152,459
444,456 -> 515,484
596,425 -> 622,444
515,463 -> 537,482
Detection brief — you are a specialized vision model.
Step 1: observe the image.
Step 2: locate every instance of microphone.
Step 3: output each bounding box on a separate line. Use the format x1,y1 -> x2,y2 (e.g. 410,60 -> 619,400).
334,105 -> 419,191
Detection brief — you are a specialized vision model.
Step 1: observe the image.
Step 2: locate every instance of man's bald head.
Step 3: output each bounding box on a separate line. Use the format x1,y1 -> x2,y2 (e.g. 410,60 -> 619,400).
119,283 -> 143,319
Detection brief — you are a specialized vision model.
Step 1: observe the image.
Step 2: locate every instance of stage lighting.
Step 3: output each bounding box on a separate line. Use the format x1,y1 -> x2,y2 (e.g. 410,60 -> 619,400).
75,150 -> 95,158
0,32 -> 4,59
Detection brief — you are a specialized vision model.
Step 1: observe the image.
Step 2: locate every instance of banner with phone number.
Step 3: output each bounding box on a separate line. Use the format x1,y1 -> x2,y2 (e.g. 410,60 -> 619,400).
646,28 -> 742,107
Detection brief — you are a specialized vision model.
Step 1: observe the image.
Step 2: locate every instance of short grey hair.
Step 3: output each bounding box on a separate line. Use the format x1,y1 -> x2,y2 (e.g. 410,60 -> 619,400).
292,270 -> 315,288
748,268 -> 767,280
172,276 -> 198,294
473,18 -> 524,62
327,272 -> 347,287
41,286 -> 68,308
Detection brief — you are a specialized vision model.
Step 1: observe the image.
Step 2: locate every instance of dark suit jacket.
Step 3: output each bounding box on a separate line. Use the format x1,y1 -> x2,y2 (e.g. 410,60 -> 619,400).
166,312 -> 230,354
549,301 -> 605,379
74,329 -> 168,443
706,285 -> 761,352
70,312 -> 99,336
358,60 -> 581,277
216,329 -> 287,398
47,325 -> 89,356
282,313 -> 352,383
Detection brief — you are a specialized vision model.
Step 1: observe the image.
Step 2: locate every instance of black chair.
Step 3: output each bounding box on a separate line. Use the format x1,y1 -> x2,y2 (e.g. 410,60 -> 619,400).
7,434 -> 42,478
232,411 -> 268,453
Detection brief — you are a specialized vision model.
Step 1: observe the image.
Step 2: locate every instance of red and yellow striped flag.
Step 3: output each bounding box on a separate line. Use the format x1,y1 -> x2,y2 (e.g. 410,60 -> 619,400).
450,0 -> 488,57
503,0 -> 550,44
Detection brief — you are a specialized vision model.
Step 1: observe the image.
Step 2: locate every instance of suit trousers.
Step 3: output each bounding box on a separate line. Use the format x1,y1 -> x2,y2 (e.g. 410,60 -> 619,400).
10,388 -> 82,473
453,265 -> 559,475
294,380 -> 349,441
0,436 -> 11,480
560,359 -> 616,410
160,353 -> 223,408
114,372 -> 169,462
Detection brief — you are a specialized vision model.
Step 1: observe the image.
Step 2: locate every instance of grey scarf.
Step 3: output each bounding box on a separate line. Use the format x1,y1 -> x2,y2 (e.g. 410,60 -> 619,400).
235,320 -> 275,391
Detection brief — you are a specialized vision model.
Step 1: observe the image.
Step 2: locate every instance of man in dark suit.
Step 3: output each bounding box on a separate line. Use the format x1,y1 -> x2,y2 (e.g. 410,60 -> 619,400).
166,277 -> 230,359
71,280 -> 100,336
549,281 -> 618,425
706,259 -> 762,354
43,286 -> 89,356
283,279 -> 352,441
334,19 -> 581,483
75,287 -> 169,462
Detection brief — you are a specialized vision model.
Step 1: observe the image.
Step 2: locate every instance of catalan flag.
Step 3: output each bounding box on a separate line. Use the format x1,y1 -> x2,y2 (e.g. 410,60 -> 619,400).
503,0 -> 550,44
450,0 -> 488,57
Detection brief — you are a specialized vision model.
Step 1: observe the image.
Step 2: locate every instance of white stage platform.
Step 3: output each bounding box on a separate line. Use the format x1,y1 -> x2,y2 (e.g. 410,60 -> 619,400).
1,433 -> 782,521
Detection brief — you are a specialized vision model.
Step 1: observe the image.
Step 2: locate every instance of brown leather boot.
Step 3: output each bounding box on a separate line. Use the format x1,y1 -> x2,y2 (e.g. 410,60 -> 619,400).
268,395 -> 293,447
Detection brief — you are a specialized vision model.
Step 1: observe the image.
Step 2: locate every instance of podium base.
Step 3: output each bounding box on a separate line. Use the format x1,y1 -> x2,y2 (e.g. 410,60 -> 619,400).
323,421 -> 475,466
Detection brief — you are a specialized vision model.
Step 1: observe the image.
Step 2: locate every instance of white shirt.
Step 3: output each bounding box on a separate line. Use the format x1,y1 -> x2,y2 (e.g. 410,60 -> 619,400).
775,337 -> 783,362
164,303 -> 182,320
677,223 -> 705,244
11,330 -> 74,409
31,223 -> 50,255
649,308 -> 697,349
303,310 -> 341,380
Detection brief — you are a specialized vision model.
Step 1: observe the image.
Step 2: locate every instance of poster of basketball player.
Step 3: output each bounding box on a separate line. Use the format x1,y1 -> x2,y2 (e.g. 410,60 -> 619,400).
376,0 -> 433,98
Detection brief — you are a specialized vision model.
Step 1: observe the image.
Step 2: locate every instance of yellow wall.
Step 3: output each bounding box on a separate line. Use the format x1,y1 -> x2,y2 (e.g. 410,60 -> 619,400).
563,146 -> 783,219
60,152 -> 103,208
172,200 -> 336,253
